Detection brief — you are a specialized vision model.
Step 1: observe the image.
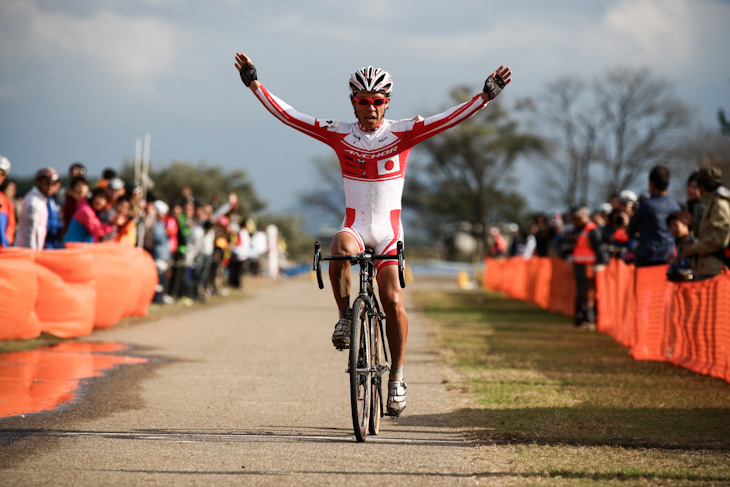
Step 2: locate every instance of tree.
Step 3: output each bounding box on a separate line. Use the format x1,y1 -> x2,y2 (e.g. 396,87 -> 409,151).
120,159 -> 266,216
516,78 -> 598,209
520,66 -> 693,208
298,155 -> 345,227
666,126 -> 730,201
594,66 -> 692,198
404,86 -> 544,248
720,78 -> 730,136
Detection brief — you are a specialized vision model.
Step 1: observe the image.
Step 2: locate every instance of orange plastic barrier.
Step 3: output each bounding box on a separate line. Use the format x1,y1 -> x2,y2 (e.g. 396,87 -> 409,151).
34,248 -> 97,338
0,250 -> 40,340
484,257 -> 575,315
67,243 -> 157,328
0,244 -> 157,341
595,258 -> 637,348
665,272 -> 730,382
485,257 -> 730,383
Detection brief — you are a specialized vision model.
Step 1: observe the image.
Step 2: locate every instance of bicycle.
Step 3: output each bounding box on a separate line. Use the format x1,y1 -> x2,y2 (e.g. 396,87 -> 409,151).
312,241 -> 406,442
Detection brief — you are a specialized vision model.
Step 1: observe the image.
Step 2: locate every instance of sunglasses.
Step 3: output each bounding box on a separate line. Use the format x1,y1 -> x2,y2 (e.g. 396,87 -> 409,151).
353,96 -> 388,107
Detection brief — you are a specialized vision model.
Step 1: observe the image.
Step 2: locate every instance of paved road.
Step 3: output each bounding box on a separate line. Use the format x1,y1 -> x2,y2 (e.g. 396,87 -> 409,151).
0,275 -> 491,486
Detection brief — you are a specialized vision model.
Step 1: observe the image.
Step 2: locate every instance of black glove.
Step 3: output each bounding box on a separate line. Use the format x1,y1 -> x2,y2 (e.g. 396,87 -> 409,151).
239,63 -> 258,87
483,75 -> 505,100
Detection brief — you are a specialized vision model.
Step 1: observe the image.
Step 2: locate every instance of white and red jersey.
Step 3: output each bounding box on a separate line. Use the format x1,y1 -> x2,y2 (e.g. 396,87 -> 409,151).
254,85 -> 488,267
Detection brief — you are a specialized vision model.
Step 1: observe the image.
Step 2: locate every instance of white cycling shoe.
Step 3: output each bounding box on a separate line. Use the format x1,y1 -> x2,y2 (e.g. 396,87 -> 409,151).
387,379 -> 407,416
331,317 -> 351,350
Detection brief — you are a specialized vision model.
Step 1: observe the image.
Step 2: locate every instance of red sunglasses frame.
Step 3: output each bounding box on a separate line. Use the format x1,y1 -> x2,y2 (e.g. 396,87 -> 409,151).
353,96 -> 388,107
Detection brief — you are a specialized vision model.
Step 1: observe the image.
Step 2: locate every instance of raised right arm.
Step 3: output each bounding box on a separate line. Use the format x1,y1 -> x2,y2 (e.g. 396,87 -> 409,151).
234,52 -> 336,147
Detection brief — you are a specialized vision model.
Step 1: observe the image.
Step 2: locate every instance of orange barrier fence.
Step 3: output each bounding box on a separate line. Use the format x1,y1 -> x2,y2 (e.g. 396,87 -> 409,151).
485,257 -> 730,383
0,244 -> 157,341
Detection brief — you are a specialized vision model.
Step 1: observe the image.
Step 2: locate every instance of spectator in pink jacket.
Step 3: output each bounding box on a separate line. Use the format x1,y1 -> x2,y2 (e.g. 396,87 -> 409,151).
62,187 -> 116,245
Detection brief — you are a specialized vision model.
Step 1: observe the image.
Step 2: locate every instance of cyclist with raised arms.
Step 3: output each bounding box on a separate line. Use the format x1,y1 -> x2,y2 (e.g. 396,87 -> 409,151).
234,51 -> 511,416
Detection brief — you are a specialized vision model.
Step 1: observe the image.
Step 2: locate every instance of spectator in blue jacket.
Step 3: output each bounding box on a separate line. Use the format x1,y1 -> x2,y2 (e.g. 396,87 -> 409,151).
628,165 -> 681,267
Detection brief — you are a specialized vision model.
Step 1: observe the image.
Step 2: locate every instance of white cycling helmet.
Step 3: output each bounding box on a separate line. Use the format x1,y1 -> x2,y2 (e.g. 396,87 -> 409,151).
0,155 -> 10,174
349,66 -> 393,95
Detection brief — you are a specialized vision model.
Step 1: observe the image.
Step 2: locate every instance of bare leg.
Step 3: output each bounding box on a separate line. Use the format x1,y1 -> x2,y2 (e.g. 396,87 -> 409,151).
376,265 -> 408,375
329,232 -> 360,318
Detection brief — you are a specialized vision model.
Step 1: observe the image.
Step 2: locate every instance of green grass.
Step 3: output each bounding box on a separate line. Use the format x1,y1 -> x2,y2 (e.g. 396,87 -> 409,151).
413,287 -> 730,485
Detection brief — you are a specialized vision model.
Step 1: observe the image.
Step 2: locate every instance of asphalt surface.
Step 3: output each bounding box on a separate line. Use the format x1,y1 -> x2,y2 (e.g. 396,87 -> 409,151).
0,274 -> 490,486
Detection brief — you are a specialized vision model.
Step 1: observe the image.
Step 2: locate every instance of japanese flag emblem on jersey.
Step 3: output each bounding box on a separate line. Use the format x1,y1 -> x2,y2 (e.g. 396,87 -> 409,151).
377,155 -> 400,176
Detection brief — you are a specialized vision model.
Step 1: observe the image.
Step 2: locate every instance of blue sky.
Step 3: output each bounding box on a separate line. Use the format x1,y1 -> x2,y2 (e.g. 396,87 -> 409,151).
1,0 -> 728,213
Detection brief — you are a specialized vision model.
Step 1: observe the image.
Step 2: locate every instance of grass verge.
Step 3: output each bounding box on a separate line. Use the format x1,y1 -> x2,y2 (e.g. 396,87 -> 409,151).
412,285 -> 730,486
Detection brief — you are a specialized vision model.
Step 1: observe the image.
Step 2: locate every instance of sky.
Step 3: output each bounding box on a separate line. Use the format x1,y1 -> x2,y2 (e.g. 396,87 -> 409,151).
1,0 -> 729,215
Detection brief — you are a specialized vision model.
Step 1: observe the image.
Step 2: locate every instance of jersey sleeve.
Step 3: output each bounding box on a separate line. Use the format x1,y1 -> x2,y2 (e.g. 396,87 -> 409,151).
403,94 -> 487,146
254,85 -> 339,148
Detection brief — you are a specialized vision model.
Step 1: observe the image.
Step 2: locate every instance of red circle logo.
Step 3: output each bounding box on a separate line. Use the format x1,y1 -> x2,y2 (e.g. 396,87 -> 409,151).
384,160 -> 395,171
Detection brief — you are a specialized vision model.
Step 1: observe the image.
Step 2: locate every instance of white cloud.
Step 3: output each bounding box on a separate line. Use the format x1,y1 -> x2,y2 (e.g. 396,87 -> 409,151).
602,0 -> 694,67
0,1 -> 183,95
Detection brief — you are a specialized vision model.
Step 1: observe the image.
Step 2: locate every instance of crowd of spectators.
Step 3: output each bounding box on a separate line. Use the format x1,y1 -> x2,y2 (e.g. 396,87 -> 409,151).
492,164 -> 730,328
0,158 -> 284,306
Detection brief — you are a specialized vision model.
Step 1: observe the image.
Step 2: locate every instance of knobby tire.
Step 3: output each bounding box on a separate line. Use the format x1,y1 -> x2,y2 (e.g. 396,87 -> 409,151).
349,297 -> 371,442
369,311 -> 383,435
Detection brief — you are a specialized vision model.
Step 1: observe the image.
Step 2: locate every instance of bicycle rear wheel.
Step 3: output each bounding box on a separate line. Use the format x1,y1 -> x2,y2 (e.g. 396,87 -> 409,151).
349,297 -> 371,442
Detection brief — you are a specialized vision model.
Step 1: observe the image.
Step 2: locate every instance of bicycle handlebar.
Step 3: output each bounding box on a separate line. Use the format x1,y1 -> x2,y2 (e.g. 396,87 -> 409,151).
313,241 -> 406,290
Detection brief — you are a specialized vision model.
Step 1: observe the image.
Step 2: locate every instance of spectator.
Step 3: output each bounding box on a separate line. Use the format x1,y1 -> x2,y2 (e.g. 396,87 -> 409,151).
146,201 -> 173,304
113,195 -> 137,245
97,177 -> 126,242
228,219 -> 250,289
605,208 -> 634,262
63,187 -> 116,245
189,204 -> 216,300
487,226 -> 507,257
667,211 -> 696,259
169,200 -> 195,304
17,167 -> 60,249
551,213 -> 573,259
62,176 -> 90,236
570,206 -> 607,329
609,192 -> 620,210
617,190 -> 638,216
627,165 -> 681,267
534,214 -> 550,257
58,162 -> 86,206
685,169 -> 705,228
683,167 -> 730,279
0,156 -> 16,247
44,178 -> 64,249
96,168 -> 117,188
209,216 -> 231,296
522,223 -> 538,260
164,201 -> 179,257
666,211 -> 695,281
593,203 -> 612,229
62,162 -> 86,180
506,223 -> 524,257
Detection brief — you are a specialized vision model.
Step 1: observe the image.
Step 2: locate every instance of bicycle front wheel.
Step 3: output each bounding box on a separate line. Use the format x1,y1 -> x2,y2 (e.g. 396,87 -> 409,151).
369,311 -> 384,435
349,297 -> 371,442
